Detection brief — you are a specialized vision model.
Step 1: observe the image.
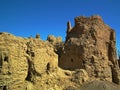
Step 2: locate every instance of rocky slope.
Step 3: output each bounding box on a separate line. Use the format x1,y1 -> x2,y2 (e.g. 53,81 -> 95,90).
0,15 -> 120,90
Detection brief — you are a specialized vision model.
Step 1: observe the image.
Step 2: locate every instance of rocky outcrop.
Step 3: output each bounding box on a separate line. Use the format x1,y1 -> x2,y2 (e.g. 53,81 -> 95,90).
0,15 -> 120,90
59,15 -> 119,82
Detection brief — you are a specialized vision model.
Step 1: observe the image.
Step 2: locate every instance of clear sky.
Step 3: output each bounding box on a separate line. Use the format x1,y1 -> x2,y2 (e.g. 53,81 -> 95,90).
0,0 -> 120,50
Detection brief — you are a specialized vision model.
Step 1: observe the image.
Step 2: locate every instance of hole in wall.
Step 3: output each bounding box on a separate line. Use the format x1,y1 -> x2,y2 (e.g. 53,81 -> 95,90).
71,58 -> 74,63
4,56 -> 8,62
46,63 -> 50,71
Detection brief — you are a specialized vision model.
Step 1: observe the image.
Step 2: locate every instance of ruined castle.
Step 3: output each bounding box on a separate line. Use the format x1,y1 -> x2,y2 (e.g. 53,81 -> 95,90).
0,16 -> 120,90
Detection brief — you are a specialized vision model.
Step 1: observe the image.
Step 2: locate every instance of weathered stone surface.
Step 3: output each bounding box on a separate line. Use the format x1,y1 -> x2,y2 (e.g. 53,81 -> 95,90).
35,34 -> 40,39
67,21 -> 72,34
0,33 -> 60,90
0,33 -> 81,90
59,15 -> 119,82
0,15 -> 120,90
47,35 -> 62,45
112,68 -> 120,84
71,69 -> 89,85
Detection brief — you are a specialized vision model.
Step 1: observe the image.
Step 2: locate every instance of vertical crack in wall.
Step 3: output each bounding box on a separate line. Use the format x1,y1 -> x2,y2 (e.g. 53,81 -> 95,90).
3,86 -> 7,90
25,41 -> 41,83
25,57 -> 33,82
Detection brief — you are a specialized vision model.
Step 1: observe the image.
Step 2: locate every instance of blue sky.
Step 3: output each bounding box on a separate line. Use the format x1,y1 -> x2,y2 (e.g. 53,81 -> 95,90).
0,0 -> 120,50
